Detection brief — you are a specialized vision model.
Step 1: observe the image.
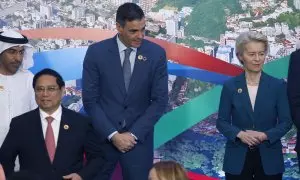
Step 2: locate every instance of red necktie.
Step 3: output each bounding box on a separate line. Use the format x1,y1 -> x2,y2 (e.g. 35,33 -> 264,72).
45,116 -> 56,163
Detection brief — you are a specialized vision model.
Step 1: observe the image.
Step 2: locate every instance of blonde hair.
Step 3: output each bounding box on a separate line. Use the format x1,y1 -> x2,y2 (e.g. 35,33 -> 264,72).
152,161 -> 189,180
235,31 -> 268,64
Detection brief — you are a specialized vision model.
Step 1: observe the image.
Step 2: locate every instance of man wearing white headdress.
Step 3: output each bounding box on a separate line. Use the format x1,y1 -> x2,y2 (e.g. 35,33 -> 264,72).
0,30 -> 37,147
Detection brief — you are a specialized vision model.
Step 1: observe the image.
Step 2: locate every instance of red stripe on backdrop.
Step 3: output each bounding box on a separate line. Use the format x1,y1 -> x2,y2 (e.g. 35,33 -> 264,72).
146,37 -> 243,76
187,171 -> 219,180
20,28 -> 243,76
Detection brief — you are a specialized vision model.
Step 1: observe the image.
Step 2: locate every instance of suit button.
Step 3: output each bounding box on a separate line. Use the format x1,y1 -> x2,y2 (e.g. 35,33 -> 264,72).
119,121 -> 122,125
124,106 -> 128,109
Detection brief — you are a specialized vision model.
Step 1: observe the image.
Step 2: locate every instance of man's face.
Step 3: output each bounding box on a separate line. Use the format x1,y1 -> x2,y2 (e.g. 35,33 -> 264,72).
34,75 -> 64,114
116,18 -> 146,48
0,46 -> 24,75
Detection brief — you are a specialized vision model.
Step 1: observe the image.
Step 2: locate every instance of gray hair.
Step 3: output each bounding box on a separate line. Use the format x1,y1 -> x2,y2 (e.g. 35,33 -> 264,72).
235,31 -> 268,64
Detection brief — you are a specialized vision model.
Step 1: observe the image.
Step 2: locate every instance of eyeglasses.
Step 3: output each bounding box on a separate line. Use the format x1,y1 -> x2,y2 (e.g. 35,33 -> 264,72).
35,86 -> 60,94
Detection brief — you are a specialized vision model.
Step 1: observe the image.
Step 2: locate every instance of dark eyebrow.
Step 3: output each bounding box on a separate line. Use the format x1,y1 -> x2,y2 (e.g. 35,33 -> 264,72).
129,29 -> 139,32
7,47 -> 25,52
36,85 -> 58,88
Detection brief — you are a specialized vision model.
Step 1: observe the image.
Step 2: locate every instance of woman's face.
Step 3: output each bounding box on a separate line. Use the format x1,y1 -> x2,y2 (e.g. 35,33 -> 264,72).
238,41 -> 266,73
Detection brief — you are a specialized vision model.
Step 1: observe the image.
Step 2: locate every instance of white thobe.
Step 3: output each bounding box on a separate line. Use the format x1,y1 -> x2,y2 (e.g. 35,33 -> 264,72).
0,69 -> 37,146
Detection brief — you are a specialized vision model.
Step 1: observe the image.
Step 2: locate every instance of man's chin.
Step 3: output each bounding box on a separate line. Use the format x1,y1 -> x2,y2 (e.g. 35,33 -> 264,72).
131,42 -> 142,48
7,68 -> 19,75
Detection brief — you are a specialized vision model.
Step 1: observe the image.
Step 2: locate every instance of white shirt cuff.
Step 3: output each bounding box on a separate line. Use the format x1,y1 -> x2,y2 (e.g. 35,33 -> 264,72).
130,133 -> 138,140
108,131 -> 118,141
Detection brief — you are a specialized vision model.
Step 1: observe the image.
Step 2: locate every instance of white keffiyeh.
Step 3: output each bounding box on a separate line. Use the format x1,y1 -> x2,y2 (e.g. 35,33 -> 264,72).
0,30 -> 34,70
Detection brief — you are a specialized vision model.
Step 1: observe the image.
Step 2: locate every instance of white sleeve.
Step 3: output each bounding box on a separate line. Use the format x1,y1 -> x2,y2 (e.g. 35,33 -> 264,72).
27,72 -> 37,110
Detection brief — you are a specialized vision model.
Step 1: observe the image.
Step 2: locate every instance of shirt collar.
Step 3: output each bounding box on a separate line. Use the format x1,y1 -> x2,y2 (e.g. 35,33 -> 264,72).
116,34 -> 137,53
39,106 -> 62,121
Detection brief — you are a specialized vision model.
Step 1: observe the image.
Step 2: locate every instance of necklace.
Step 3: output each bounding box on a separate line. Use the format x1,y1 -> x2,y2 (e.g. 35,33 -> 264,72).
246,79 -> 259,85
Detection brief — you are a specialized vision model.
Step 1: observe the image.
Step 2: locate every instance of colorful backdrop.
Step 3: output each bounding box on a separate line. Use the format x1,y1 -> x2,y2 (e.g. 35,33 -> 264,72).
1,0 -> 300,179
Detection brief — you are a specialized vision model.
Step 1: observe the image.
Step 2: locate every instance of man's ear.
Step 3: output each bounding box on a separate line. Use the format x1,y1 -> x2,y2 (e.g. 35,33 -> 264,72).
61,86 -> 66,98
116,22 -> 122,32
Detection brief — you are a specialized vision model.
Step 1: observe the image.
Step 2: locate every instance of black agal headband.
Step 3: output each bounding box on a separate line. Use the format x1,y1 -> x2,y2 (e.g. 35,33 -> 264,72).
0,31 -> 28,44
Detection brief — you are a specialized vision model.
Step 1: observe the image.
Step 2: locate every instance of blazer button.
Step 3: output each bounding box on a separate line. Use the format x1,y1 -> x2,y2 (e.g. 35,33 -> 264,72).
124,106 -> 128,109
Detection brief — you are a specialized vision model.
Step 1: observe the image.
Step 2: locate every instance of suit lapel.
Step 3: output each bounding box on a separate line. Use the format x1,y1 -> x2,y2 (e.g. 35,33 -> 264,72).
108,36 -> 127,96
52,108 -> 70,166
127,42 -> 148,95
108,37 -> 149,96
235,73 -> 255,122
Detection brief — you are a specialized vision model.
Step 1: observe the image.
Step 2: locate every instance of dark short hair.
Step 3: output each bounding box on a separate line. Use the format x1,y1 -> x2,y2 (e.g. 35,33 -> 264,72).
116,3 -> 145,27
33,68 -> 65,89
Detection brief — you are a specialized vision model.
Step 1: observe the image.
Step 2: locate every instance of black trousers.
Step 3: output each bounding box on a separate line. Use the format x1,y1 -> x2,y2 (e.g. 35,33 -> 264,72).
225,149 -> 282,180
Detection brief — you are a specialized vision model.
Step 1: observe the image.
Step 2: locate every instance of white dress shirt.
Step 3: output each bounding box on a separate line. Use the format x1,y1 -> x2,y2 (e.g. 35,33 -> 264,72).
247,85 -> 258,110
0,69 -> 37,146
39,106 -> 62,147
107,36 -> 138,141
116,35 -> 137,73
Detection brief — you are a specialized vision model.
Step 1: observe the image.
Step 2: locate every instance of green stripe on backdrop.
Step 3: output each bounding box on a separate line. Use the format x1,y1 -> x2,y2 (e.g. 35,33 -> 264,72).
263,55 -> 289,78
154,86 -> 222,148
154,56 -> 290,149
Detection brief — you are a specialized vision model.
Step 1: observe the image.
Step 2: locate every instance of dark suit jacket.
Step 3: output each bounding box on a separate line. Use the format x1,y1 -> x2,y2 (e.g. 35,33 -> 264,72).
287,50 -> 300,151
216,72 -> 292,175
0,107 -> 103,180
82,36 -> 168,143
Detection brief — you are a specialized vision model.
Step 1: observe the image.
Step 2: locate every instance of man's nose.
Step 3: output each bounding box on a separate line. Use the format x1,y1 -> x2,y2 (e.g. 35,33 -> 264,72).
137,31 -> 144,39
14,52 -> 23,62
41,89 -> 50,96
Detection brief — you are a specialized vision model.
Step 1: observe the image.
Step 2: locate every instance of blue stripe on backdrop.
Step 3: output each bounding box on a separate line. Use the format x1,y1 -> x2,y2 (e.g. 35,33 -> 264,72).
30,47 -> 88,81
30,48 -> 233,84
167,63 -> 232,84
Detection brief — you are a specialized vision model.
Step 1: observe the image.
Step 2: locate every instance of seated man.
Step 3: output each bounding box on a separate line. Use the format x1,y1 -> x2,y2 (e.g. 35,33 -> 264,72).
0,68 -> 103,180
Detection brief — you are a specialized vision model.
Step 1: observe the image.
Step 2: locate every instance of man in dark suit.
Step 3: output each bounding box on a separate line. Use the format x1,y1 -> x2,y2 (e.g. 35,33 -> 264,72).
82,3 -> 168,180
287,49 -> 300,171
0,68 -> 103,180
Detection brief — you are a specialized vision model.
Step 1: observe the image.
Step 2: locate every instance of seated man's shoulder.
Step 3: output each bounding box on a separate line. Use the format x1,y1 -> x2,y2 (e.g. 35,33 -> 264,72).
10,109 -> 37,127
